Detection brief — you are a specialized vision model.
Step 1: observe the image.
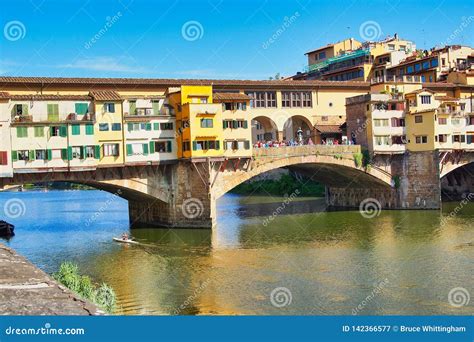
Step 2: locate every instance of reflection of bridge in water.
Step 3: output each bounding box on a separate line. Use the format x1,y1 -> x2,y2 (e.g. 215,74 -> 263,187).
2,145 -> 473,228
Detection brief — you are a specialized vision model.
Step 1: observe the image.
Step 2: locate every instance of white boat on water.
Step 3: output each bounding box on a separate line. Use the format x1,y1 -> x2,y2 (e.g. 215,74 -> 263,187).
113,237 -> 139,245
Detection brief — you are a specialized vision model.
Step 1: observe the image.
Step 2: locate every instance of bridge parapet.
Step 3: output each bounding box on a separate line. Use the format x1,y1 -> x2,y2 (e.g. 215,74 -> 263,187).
252,145 -> 361,159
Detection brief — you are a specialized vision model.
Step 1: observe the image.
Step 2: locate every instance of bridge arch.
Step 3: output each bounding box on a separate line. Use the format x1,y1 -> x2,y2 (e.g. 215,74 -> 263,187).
212,146 -> 393,200
282,115 -> 313,142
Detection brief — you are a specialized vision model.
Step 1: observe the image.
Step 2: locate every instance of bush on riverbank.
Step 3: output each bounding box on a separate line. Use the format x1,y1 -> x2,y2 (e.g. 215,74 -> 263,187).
230,174 -> 325,197
52,262 -> 116,313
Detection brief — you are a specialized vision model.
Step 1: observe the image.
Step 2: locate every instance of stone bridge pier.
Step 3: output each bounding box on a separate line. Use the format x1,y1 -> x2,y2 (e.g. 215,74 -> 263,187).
327,151 -> 442,210
128,161 -> 216,228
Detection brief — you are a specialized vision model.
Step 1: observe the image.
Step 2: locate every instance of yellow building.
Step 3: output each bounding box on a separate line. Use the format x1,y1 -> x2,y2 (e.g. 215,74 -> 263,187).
170,85 -> 223,159
213,92 -> 252,158
90,91 -> 125,166
405,89 -> 474,151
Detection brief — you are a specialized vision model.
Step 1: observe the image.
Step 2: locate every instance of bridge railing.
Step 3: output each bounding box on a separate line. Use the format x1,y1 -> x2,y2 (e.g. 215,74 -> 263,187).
252,145 -> 362,158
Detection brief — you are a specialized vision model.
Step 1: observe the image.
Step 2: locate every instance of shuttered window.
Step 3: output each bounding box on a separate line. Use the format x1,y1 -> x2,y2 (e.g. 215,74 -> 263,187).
75,103 -> 89,115
16,127 -> 28,138
71,124 -> 80,135
34,126 -> 44,137
47,104 -> 59,122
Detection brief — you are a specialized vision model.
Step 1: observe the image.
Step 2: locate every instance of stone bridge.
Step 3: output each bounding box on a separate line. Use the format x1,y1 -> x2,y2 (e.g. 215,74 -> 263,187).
1,146 -> 473,228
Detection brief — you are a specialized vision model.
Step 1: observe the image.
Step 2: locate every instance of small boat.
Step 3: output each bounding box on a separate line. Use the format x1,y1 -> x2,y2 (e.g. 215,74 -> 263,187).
0,221 -> 15,237
113,237 -> 139,245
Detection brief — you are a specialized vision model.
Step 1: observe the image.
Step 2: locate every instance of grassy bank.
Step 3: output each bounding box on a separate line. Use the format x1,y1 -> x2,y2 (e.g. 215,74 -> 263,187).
52,262 -> 117,314
230,174 -> 325,197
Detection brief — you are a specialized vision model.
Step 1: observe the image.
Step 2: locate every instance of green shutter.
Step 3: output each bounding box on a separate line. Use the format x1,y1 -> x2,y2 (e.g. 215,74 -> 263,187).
146,123 -> 152,131
243,120 -> 248,129
12,151 -> 18,162
167,141 -> 172,152
29,150 -> 35,160
47,149 -> 52,161
75,103 -> 88,115
128,123 -> 133,132
126,144 -> 133,156
47,104 -> 59,122
61,148 -> 68,160
153,123 -> 159,130
34,126 -> 44,137
244,141 -> 250,150
152,101 -> 159,115
72,124 -> 80,135
192,141 -> 197,151
86,124 -> 94,135
216,140 -> 220,150
232,120 -> 238,129
60,126 -> 67,137
143,143 -> 149,155
22,104 -> 29,115
16,127 -> 25,138
94,145 -> 101,159
67,146 -> 73,160
129,101 -> 136,115
149,141 -> 155,154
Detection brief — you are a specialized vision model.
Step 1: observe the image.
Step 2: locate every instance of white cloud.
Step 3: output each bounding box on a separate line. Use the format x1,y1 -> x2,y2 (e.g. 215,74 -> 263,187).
59,57 -> 148,73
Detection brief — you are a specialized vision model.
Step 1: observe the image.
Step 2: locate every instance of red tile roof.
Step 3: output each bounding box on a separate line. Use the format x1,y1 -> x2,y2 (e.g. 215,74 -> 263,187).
89,90 -> 121,101
213,92 -> 250,101
0,76 -> 370,89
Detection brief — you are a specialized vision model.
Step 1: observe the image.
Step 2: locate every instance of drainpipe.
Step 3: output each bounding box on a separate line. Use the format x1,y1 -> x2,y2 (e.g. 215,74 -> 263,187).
66,121 -> 70,172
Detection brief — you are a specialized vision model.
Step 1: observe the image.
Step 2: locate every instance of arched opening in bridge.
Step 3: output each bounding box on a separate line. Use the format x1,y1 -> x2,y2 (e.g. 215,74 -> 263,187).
251,116 -> 279,143
440,161 -> 474,201
282,115 -> 313,143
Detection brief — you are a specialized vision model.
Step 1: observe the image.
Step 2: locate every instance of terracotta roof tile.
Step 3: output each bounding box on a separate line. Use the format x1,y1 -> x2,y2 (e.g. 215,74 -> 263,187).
314,125 -> 342,133
0,76 -> 369,89
213,92 -> 250,101
89,90 -> 121,101
0,92 -> 10,99
9,94 -> 91,101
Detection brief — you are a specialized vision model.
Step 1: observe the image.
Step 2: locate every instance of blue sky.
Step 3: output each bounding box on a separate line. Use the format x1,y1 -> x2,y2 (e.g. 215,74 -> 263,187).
0,0 -> 473,79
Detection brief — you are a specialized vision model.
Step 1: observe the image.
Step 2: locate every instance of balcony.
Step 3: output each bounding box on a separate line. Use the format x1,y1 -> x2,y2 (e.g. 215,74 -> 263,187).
11,115 -> 33,123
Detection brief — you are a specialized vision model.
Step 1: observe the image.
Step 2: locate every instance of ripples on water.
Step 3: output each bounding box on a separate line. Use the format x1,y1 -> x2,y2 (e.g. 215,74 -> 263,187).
0,190 -> 473,315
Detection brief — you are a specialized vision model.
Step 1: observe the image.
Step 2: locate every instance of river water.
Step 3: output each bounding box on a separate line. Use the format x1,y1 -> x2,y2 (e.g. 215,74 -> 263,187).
0,190 -> 473,315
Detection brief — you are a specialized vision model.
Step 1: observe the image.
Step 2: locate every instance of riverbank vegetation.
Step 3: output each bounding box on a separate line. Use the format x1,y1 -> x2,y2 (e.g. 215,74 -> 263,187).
52,262 -> 116,314
230,174 -> 325,197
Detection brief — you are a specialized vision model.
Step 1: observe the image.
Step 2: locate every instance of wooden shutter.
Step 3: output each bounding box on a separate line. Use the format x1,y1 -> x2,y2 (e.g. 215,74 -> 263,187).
94,145 -> 101,159
29,150 -> 35,160
143,143 -> 149,155
126,144 -> 133,156
47,149 -> 52,161
152,101 -> 159,115
129,101 -> 136,115
11,151 -> 18,162
243,120 -> 248,128
192,141 -> 197,151
215,140 -> 220,150
60,126 -> 67,137
153,123 -> 159,130
149,141 -> 155,154
167,141 -> 172,152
